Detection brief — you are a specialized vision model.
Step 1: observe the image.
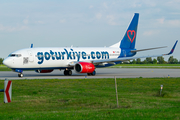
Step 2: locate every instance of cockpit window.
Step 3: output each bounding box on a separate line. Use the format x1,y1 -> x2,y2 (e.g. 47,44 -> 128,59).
8,54 -> 22,57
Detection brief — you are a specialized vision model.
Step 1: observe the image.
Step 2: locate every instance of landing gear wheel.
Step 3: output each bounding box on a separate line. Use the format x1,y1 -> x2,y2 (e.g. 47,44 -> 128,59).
91,71 -> 96,76
64,70 -> 72,76
87,71 -> 96,76
64,70 -> 68,75
18,73 -> 23,77
68,70 -> 72,76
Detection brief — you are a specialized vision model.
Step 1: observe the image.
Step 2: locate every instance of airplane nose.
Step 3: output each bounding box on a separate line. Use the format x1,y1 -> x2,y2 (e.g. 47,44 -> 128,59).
3,59 -> 8,66
3,58 -> 12,67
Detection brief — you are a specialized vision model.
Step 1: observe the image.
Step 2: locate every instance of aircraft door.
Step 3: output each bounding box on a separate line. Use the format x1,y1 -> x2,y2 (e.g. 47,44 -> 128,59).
27,50 -> 34,62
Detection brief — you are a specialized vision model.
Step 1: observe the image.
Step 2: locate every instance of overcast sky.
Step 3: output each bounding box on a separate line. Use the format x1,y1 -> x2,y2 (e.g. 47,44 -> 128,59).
0,0 -> 180,61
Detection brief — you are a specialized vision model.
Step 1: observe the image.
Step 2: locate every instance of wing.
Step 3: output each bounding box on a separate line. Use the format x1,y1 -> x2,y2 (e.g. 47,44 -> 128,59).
68,40 -> 178,66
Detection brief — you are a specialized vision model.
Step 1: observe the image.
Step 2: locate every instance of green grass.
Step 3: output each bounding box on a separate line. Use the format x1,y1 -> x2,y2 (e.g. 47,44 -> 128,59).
0,65 -> 11,71
0,78 -> 180,119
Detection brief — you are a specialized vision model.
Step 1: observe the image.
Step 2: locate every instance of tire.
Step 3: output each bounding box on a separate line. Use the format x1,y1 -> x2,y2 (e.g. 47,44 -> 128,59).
64,70 -> 72,76
68,70 -> 72,76
18,73 -> 23,77
64,70 -> 68,75
91,71 -> 96,76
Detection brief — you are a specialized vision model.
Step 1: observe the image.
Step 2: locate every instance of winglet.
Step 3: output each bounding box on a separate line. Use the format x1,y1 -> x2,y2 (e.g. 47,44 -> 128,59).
166,40 -> 178,55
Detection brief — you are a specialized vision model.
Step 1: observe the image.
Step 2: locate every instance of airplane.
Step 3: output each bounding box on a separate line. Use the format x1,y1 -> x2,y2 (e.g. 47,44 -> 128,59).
3,13 -> 178,77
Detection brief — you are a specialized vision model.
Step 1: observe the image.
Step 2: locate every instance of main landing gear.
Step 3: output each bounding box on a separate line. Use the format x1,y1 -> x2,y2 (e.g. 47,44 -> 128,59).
87,71 -> 96,76
64,70 -> 72,76
18,73 -> 23,77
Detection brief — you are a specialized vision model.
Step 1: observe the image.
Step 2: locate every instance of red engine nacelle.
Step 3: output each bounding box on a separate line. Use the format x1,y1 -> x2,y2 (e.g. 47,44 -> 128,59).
35,69 -> 54,73
75,62 -> 95,73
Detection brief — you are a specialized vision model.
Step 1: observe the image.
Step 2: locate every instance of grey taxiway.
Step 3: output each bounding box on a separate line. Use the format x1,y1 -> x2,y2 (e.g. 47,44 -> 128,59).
0,68 -> 180,80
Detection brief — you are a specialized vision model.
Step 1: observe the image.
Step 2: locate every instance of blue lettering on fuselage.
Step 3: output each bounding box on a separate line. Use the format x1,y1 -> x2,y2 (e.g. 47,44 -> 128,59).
37,48 -> 109,64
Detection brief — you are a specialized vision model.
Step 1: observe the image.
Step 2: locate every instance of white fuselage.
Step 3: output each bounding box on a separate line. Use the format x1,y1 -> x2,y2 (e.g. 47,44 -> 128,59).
3,47 -> 121,70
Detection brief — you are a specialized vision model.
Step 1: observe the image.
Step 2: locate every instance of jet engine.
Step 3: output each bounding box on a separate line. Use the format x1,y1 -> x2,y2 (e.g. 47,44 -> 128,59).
35,69 -> 54,73
75,62 -> 95,73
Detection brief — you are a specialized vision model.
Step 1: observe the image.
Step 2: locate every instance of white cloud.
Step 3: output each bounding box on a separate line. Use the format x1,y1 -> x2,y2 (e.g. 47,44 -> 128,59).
23,19 -> 28,24
165,0 -> 180,9
96,13 -> 102,19
157,18 -> 165,24
89,5 -> 93,9
132,2 -> 142,8
19,26 -> 28,30
168,20 -> 180,27
0,24 -> 28,32
155,18 -> 180,27
143,30 -> 159,36
35,21 -> 44,24
103,2 -> 108,9
106,15 -> 118,25
171,12 -> 180,15
167,0 -> 180,5
0,24 -> 14,32
59,19 -> 66,23
142,0 -> 156,7
23,16 -> 29,24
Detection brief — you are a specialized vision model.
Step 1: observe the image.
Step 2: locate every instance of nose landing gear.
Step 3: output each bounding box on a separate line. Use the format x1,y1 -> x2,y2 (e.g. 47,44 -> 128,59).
14,69 -> 23,77
18,73 -> 23,77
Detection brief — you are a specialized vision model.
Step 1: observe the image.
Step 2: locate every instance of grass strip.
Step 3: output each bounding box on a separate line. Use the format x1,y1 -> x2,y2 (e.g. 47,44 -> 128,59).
0,78 -> 179,119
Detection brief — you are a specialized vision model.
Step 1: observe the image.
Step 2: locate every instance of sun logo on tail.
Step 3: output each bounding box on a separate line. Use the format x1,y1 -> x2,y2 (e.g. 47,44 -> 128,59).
127,30 -> 136,43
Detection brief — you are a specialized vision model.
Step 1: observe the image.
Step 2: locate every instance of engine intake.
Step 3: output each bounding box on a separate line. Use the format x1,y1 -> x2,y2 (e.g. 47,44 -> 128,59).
75,62 -> 95,73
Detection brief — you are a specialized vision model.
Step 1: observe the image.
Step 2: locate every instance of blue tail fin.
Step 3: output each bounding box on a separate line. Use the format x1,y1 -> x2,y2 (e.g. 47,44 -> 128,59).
120,13 -> 139,49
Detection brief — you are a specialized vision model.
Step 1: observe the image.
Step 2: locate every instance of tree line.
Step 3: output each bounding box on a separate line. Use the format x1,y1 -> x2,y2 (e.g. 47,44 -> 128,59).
0,58 -> 4,64
130,56 -> 179,64
0,56 -> 179,65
